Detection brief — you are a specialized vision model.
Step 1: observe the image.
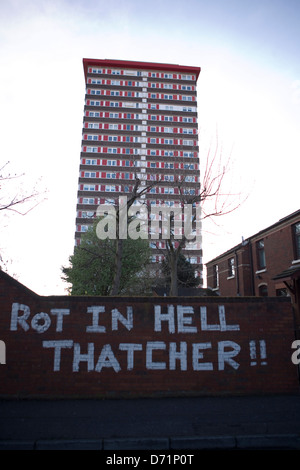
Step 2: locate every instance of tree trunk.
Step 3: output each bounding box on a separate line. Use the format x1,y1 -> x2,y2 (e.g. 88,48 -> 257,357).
110,238 -> 123,295
168,250 -> 178,296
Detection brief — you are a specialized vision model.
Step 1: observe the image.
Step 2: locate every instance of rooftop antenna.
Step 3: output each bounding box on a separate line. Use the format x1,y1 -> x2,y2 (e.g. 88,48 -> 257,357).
241,236 -> 248,246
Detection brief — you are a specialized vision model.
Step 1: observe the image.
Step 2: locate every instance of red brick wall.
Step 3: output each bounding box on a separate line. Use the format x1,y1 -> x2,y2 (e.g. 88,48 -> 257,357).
207,214 -> 300,298
251,224 -> 296,296
206,245 -> 254,297
0,271 -> 299,398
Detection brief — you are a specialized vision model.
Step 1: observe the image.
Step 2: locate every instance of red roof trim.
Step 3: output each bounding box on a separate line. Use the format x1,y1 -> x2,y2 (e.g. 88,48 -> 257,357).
83,58 -> 201,81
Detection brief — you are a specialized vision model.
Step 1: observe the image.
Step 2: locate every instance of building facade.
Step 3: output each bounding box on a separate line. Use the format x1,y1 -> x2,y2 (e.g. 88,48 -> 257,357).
75,59 -> 203,282
206,209 -> 300,297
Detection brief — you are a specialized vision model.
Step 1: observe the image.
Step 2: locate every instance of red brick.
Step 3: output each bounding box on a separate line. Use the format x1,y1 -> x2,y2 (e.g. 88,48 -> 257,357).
0,271 -> 299,398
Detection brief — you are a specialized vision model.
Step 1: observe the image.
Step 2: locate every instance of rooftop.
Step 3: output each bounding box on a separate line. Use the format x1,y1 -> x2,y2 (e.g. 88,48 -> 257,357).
83,58 -> 201,81
206,209 -> 300,265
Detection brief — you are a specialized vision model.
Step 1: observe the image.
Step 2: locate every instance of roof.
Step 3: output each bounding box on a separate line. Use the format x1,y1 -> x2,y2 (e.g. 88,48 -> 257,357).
206,209 -> 300,266
0,269 -> 39,298
205,240 -> 248,265
273,262 -> 300,281
83,58 -> 201,81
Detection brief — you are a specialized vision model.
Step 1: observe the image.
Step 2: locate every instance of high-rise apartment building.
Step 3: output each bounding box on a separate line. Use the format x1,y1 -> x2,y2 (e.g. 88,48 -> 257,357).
75,58 -> 202,284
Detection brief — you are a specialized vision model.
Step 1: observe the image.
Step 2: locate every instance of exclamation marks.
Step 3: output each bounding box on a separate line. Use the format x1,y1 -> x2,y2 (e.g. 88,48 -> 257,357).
0,340 -> 5,365
249,340 -> 267,366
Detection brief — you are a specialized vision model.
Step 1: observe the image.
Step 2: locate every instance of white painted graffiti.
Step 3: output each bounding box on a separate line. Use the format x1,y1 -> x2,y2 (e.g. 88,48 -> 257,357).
9,302 -> 267,372
41,339 -> 241,372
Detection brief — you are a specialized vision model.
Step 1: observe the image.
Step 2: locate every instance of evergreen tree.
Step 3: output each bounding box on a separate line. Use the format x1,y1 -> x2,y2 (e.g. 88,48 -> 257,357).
62,219 -> 153,295
161,252 -> 200,290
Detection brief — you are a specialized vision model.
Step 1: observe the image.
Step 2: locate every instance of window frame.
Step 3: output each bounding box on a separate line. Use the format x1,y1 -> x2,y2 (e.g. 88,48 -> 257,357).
212,264 -> 219,289
228,257 -> 235,278
256,239 -> 266,271
292,222 -> 300,260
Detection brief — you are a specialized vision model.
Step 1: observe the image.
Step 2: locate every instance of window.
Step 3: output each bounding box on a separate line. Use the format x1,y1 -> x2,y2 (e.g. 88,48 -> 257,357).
213,265 -> 219,289
228,257 -> 235,277
83,184 -> 95,191
86,147 -> 98,153
106,185 -> 116,192
82,198 -> 95,205
81,211 -> 94,218
276,288 -> 289,297
293,222 -> 300,260
256,239 -> 266,270
258,284 -> 268,297
84,171 -> 96,178
185,176 -> 195,182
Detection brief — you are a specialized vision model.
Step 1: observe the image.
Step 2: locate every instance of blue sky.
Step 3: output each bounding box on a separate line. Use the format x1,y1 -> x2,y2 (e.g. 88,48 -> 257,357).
0,0 -> 299,294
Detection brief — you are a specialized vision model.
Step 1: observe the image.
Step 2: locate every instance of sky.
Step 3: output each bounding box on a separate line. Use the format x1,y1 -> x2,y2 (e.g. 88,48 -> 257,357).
0,0 -> 299,295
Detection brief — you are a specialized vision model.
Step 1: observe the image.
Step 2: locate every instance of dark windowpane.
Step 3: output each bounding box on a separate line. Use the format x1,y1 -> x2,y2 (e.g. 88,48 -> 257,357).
257,240 -> 266,269
293,223 -> 300,259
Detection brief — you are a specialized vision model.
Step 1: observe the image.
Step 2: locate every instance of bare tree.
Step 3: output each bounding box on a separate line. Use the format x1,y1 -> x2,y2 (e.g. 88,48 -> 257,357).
0,161 -> 46,272
0,162 -> 44,215
77,132 -> 244,297
199,133 -> 243,222
150,177 -> 200,296
95,174 -> 158,295
151,132 -> 244,296
110,177 -> 157,295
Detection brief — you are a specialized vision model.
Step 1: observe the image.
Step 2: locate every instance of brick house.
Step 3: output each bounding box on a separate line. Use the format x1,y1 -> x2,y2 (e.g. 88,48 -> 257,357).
206,210 -> 300,331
